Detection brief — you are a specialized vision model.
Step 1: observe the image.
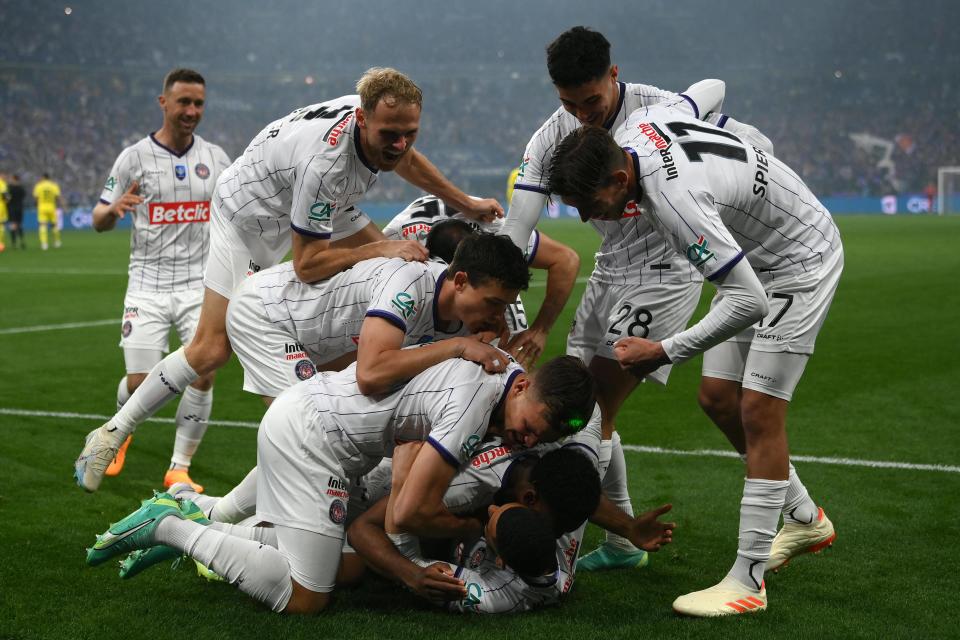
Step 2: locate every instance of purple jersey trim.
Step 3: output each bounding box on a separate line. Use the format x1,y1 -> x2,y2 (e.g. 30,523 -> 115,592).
603,82 -> 627,130
353,127 -> 379,174
717,114 -> 730,128
513,183 -> 550,196
290,222 -> 332,239
149,132 -> 194,158
527,229 -> 541,264
98,198 -> 111,205
679,94 -> 700,120
427,436 -> 461,468
707,251 -> 745,282
365,309 -> 407,332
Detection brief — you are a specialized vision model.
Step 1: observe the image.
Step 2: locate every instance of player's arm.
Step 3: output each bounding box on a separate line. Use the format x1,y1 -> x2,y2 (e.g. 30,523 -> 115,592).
504,231 -> 580,367
290,230 -> 427,283
347,496 -> 467,602
589,498 -> 675,552
92,181 -> 142,232
391,442 -> 484,539
614,258 -> 768,375
355,318 -> 505,395
678,79 -> 726,119
705,113 -> 775,154
395,148 -> 503,223
501,183 -> 548,250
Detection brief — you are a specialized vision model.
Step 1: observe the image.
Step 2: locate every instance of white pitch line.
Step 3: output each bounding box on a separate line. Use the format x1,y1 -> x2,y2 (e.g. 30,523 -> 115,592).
0,319 -> 117,335
0,267 -> 126,276
2,407 -> 957,474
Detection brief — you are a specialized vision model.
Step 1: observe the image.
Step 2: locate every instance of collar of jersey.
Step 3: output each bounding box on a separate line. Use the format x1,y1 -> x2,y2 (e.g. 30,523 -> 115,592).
353,127 -> 379,174
432,269 -> 464,334
601,82 -> 627,131
623,146 -> 645,202
150,132 -> 194,158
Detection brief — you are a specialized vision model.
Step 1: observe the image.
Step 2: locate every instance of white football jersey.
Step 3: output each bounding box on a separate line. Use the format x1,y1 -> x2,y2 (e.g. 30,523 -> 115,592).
615,105 -> 841,281
214,95 -> 377,240
253,257 -> 467,366
510,82 -> 703,285
99,134 -> 230,292
383,195 -> 537,334
304,356 -> 524,476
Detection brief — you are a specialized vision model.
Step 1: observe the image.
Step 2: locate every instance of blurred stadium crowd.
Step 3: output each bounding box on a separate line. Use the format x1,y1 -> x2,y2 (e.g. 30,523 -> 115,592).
1,0 -> 956,207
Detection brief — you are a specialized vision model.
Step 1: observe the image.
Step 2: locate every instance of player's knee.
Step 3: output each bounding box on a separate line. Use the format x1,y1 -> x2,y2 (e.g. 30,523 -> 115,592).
282,582 -> 330,615
126,373 -> 148,393
185,333 -> 232,372
739,392 -> 785,438
698,383 -> 737,420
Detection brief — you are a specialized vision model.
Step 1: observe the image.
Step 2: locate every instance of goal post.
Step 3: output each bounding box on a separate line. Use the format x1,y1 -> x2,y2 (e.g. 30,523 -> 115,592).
937,167 -> 960,215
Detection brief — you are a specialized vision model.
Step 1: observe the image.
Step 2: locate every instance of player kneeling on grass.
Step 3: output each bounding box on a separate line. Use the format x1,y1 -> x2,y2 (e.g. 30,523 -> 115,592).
85,354 -> 594,614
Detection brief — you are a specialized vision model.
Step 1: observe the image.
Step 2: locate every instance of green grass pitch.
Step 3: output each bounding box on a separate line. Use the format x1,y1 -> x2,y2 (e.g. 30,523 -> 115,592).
1,215 -> 958,639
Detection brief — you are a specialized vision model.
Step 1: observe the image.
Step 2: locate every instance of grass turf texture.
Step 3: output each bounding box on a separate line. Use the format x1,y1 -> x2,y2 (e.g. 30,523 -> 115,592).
1,215 -> 958,639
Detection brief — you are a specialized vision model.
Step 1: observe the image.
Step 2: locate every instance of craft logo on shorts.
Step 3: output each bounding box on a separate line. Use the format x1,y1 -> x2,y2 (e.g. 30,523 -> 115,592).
329,499 -> 347,525
121,321 -> 133,338
104,176 -> 117,193
390,292 -> 417,319
294,358 -> 316,381
194,163 -> 210,179
149,201 -> 210,225
686,234 -> 716,267
463,582 -> 483,609
175,165 -> 187,181
460,434 -> 482,459
309,201 -> 334,223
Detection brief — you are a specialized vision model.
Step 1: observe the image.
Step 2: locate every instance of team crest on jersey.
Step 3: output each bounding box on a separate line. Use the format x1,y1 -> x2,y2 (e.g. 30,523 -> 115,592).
309,201 -> 334,223
390,292 -> 417,319
686,235 -> 717,267
294,358 -> 316,381
460,434 -> 482,460
194,163 -> 210,179
121,321 -> 133,338
469,546 -> 486,569
329,499 -> 347,525
175,165 -> 187,181
104,177 -> 117,193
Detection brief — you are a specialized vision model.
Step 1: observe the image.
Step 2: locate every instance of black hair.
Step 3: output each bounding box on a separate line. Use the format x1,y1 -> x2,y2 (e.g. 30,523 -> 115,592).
547,126 -> 626,212
448,232 -> 530,291
546,26 -> 612,88
532,448 -> 602,535
530,355 -> 596,438
495,507 -> 558,577
163,68 -> 205,93
425,218 -> 476,263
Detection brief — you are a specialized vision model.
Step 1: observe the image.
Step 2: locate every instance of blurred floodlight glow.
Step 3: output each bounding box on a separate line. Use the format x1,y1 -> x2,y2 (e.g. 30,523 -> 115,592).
64,6 -> 72,14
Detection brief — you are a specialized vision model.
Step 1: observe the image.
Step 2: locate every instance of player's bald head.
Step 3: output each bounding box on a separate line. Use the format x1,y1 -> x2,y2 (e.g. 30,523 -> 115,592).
356,67 -> 423,113
547,26 -> 612,88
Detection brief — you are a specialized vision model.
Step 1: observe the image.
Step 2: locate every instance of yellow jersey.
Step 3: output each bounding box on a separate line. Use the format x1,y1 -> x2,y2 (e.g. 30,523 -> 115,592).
0,177 -> 8,218
34,179 -> 61,212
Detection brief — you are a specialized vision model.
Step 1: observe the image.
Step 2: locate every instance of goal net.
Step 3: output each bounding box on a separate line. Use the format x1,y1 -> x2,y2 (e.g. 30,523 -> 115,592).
937,167 -> 960,215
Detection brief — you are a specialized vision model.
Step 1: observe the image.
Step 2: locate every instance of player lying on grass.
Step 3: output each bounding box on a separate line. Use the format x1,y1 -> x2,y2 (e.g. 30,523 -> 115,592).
548,101 -> 842,617
500,26 -> 773,572
76,67 -> 503,494
86,354 -> 595,614
383,195 -> 581,368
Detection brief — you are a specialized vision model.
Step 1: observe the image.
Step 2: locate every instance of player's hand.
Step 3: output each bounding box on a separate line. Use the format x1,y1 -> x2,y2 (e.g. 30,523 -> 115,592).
613,337 -> 670,377
627,503 -> 676,551
504,327 -> 546,368
409,562 -> 466,602
374,240 -> 429,262
390,441 -> 423,490
456,336 -> 508,374
110,181 -> 143,219
458,197 -> 503,223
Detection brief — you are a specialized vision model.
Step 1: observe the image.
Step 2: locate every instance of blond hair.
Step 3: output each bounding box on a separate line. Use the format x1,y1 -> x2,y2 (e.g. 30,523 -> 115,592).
356,67 -> 422,112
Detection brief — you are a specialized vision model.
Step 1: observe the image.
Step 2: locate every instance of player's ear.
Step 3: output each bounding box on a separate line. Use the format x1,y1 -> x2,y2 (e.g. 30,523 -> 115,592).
355,107 -> 366,129
157,94 -> 166,110
452,270 -> 469,290
521,488 -> 537,508
609,65 -> 619,82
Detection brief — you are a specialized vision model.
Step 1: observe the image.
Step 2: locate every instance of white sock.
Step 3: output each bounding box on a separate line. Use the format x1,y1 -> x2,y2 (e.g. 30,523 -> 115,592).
170,386 -> 213,468
109,347 -> 198,436
181,522 -> 292,612
602,431 -> 639,552
782,462 -> 818,525
116,376 -> 132,410
209,522 -> 279,547
172,486 -> 220,515
212,467 -> 259,523
727,478 -> 789,591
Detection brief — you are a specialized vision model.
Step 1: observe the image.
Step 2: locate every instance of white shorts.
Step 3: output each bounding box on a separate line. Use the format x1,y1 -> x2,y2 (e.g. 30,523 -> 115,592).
226,277 -> 318,397
118,289 -> 203,356
702,250 -> 844,400
256,383 -> 350,542
204,202 -> 374,300
566,279 -> 702,385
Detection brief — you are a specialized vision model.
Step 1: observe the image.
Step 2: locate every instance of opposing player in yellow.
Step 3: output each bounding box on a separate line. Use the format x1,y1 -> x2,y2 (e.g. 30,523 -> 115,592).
0,173 -> 9,252
34,173 -> 62,250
